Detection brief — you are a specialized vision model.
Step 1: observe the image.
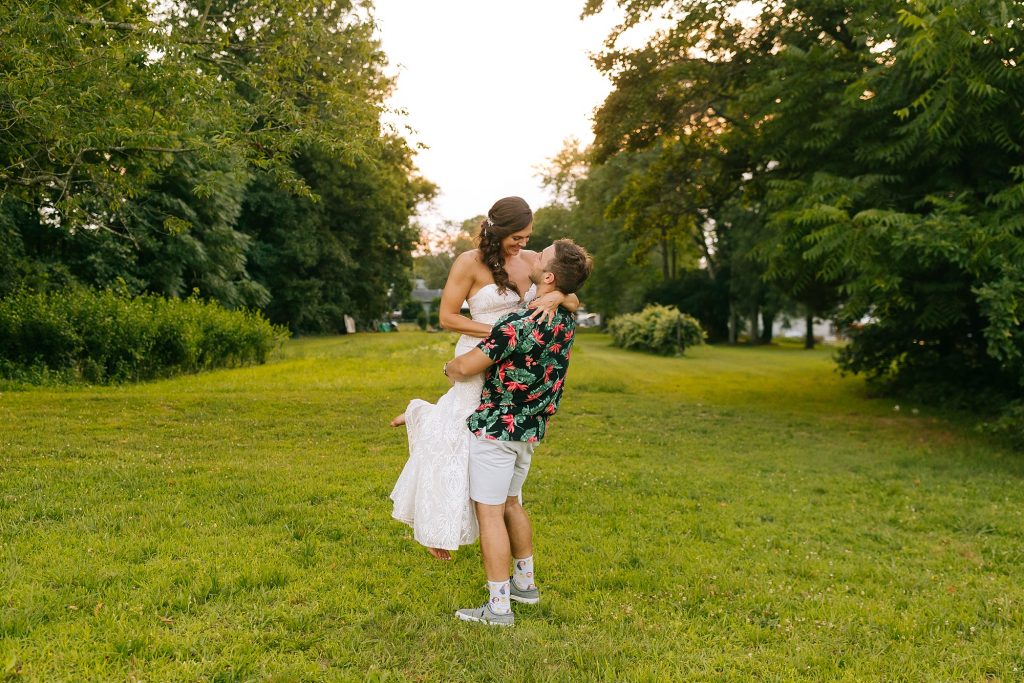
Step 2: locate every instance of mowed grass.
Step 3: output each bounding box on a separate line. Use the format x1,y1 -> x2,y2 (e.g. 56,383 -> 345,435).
1,331 -> 1022,682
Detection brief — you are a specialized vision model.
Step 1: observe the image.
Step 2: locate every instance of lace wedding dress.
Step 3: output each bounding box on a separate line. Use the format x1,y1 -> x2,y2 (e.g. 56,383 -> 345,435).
390,282 -> 537,550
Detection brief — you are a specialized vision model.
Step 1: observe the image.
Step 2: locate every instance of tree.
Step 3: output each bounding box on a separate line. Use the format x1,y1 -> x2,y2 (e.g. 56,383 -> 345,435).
584,0 -> 1024,420
530,204 -> 574,253
413,218 -> 478,290
239,137 -> 434,332
1,0 -> 435,332
0,0 -> 385,224
565,153 -> 662,318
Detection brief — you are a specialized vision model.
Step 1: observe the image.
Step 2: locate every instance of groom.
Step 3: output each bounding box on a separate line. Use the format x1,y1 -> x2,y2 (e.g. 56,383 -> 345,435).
444,238 -> 593,626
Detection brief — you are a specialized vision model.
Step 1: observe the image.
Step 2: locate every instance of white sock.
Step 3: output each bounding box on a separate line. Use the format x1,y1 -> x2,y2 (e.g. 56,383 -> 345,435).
513,555 -> 535,590
487,579 -> 511,614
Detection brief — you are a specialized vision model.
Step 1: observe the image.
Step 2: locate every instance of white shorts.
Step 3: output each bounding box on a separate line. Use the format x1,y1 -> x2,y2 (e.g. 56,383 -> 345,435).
467,432 -> 537,505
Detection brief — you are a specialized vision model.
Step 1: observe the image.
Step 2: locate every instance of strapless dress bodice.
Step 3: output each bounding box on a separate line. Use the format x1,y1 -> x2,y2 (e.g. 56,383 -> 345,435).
456,282 -> 536,356
466,282 -> 537,325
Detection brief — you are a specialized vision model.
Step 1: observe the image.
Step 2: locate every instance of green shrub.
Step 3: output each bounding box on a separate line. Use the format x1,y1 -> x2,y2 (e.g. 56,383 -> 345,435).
979,399 -> 1024,451
607,304 -> 706,355
400,300 -> 422,322
0,288 -> 288,384
415,297 -> 441,331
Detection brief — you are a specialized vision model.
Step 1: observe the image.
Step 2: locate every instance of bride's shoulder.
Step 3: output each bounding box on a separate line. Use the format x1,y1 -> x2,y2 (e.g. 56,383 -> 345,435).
448,250 -> 490,284
457,248 -> 482,260
452,249 -> 485,271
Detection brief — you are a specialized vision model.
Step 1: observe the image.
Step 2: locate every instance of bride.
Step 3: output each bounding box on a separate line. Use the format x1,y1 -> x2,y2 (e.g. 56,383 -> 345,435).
389,196 -> 579,560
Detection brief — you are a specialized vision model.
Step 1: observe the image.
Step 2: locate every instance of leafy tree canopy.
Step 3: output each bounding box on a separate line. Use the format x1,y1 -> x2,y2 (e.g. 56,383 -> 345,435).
580,0 -> 1023,407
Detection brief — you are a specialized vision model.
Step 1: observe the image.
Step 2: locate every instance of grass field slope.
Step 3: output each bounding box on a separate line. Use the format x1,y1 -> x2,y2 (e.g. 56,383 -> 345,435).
1,331 -> 1021,681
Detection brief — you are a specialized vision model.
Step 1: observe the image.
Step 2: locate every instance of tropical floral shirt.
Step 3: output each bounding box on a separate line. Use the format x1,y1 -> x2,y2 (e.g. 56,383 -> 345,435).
466,306 -> 577,442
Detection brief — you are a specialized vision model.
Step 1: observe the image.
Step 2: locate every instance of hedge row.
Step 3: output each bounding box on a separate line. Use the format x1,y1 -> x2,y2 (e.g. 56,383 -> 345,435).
0,288 -> 288,384
608,304 -> 706,356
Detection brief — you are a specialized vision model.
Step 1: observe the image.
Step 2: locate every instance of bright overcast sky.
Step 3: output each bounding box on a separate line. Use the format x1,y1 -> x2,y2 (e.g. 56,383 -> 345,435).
372,1 -> 624,229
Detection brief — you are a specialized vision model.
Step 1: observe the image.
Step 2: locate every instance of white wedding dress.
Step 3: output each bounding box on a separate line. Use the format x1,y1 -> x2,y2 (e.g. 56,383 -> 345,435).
390,282 -> 537,550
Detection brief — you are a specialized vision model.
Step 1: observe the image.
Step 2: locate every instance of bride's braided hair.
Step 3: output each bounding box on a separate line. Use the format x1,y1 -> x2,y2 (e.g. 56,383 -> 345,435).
477,196 -> 533,296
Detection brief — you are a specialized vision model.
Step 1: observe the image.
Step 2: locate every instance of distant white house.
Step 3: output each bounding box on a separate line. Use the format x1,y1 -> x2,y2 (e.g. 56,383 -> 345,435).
410,278 -> 443,320
772,316 -> 842,342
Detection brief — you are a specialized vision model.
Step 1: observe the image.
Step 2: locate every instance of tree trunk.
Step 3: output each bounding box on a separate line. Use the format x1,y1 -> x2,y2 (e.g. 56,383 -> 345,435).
728,303 -> 738,344
760,308 -> 775,344
749,306 -> 759,345
660,227 -> 670,280
693,226 -> 715,279
804,311 -> 815,349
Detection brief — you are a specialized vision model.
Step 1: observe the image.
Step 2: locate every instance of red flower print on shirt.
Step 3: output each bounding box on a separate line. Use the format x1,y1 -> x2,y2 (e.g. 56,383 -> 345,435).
501,324 -> 518,348
497,360 -> 514,382
504,379 -> 529,392
468,308 -> 576,442
543,365 -> 555,382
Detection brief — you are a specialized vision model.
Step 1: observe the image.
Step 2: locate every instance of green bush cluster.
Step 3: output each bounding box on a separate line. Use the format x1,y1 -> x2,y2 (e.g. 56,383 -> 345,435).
980,400 -> 1024,451
415,297 -> 441,331
607,304 -> 706,356
0,288 -> 288,384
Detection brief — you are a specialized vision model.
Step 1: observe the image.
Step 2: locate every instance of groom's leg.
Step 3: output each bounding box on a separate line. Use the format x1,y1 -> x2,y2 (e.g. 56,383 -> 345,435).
503,496 -> 533,560
469,436 -> 536,581
475,501 -> 511,581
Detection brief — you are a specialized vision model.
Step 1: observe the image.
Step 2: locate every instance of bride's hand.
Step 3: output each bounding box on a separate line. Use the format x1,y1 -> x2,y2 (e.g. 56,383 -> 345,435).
527,291 -> 567,325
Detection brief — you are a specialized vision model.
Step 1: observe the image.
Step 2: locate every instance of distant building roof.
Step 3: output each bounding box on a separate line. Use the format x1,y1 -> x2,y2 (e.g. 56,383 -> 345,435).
411,278 -> 442,303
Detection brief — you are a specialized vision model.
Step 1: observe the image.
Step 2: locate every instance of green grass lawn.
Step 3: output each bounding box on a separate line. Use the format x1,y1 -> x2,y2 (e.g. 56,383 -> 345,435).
2,331 -> 1022,681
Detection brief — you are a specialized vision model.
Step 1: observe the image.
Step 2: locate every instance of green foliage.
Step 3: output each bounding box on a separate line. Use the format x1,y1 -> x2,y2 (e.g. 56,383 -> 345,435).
582,0 -> 1023,412
0,1 -> 432,334
0,0 -> 387,223
424,297 -> 441,330
529,204 -> 574,253
400,300 -> 423,322
123,154 -> 270,308
0,288 -> 287,384
238,140 -> 432,333
608,304 -> 706,355
413,218 -> 480,290
644,269 -> 730,342
980,400 -> 1024,450
771,178 -> 1024,407
413,252 -> 455,290
559,155 -> 662,318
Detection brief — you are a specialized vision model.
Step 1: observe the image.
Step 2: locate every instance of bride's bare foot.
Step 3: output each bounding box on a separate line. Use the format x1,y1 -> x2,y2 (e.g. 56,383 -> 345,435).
428,547 -> 452,561
390,413 -> 406,427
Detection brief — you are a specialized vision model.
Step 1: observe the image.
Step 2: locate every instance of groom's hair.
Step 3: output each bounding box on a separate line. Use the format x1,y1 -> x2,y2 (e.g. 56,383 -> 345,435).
550,239 -> 593,295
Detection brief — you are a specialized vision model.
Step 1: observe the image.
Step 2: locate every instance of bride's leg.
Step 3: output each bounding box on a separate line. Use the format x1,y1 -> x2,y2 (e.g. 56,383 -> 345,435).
390,413 -> 406,427
428,547 -> 452,561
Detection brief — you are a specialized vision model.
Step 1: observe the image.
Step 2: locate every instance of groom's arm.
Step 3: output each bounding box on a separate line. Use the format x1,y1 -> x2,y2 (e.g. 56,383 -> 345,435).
447,313 -> 524,383
445,348 -> 494,383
